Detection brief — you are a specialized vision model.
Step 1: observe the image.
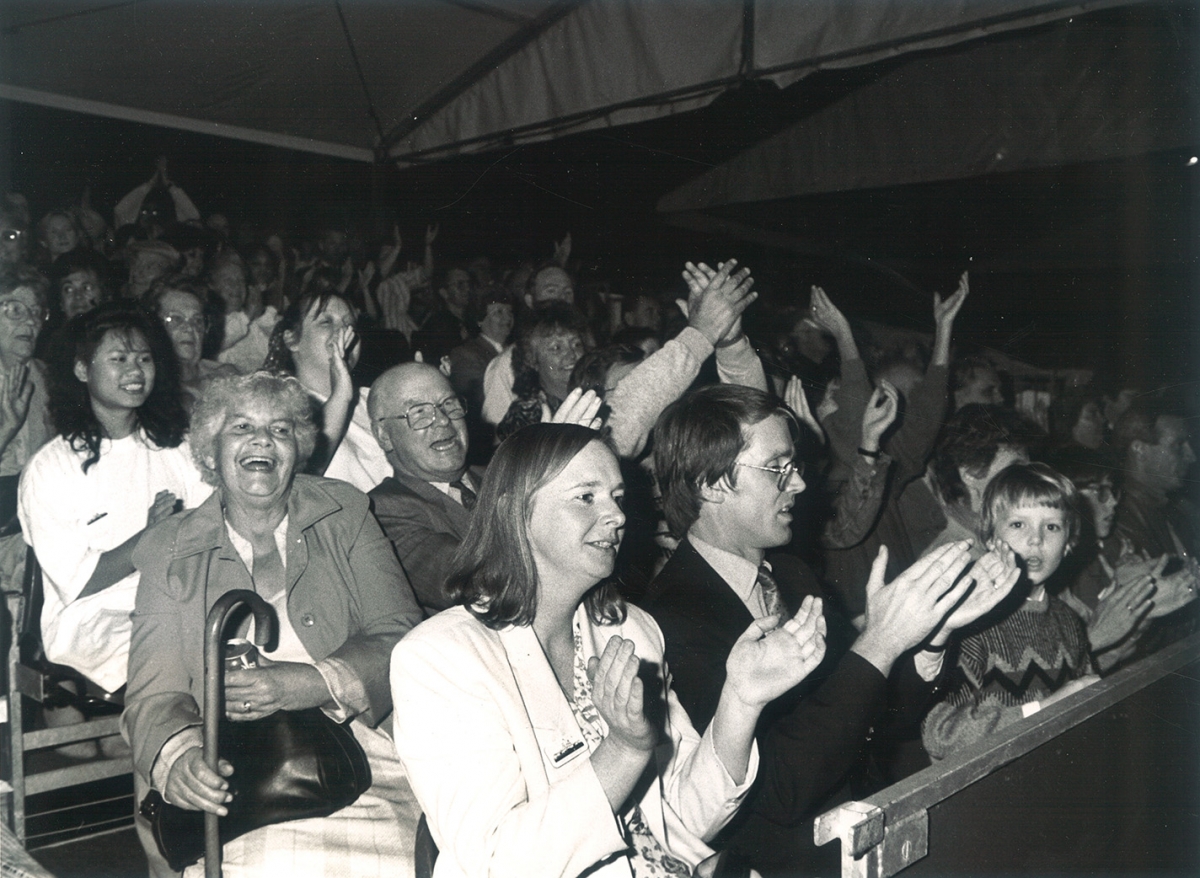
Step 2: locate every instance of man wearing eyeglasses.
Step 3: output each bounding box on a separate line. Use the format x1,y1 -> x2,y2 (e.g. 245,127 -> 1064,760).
644,384 -> 998,876
367,362 -> 476,613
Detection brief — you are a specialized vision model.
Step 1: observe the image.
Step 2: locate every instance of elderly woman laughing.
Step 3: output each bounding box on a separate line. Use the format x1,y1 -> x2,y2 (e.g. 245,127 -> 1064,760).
121,371 -> 425,877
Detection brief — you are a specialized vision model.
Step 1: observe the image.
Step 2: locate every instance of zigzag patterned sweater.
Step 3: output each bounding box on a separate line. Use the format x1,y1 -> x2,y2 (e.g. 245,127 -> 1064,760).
923,594 -> 1094,760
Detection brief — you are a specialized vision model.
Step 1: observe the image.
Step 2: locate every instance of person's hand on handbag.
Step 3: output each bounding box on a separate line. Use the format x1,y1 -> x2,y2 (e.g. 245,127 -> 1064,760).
225,659 -> 335,721
165,747 -> 233,815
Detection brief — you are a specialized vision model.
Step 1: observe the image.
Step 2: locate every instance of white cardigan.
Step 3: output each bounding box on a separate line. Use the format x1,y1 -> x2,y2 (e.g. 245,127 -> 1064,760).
391,603 -> 757,878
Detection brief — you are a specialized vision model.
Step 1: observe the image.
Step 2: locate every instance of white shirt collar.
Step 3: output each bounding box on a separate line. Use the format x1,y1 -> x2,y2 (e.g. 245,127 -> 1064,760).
690,534 -> 769,614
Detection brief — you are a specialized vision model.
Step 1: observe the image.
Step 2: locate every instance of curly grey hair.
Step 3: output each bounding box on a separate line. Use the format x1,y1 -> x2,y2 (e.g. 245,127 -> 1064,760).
189,372 -> 318,486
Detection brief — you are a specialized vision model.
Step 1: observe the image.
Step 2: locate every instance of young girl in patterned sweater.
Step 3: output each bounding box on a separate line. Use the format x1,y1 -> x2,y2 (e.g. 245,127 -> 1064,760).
923,462 -> 1100,759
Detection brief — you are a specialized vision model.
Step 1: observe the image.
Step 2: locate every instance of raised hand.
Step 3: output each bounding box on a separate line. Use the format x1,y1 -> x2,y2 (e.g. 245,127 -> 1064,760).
424,223 -> 439,247
547,387 -> 603,430
860,380 -> 899,452
933,271 -> 970,329
785,375 -> 824,443
0,364 -> 34,444
146,490 -> 180,528
587,636 -> 656,753
929,541 -> 1021,647
678,260 -> 756,346
165,747 -> 233,815
327,324 -> 357,402
854,542 -> 975,673
724,595 -> 826,709
809,286 -> 852,341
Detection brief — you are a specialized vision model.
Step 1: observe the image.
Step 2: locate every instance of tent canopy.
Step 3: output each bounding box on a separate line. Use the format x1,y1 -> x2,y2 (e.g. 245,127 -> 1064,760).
0,0 -> 1139,166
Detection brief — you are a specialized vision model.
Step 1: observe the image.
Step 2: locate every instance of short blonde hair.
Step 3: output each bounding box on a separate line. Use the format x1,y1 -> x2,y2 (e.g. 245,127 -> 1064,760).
981,462 -> 1082,550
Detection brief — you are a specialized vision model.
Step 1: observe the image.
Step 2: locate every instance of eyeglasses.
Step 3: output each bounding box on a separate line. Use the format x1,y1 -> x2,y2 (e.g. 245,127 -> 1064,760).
1,229 -> 24,243
735,458 -> 805,491
378,397 -> 466,431
0,300 -> 47,324
161,313 -> 206,332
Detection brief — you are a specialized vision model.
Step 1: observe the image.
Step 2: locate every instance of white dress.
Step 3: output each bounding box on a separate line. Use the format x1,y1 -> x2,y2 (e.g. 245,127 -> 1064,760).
17,431 -> 211,692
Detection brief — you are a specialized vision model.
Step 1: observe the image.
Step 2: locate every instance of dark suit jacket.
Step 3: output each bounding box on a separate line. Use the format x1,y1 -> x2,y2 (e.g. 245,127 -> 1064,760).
369,470 -> 475,612
643,538 -> 933,876
448,335 -> 499,408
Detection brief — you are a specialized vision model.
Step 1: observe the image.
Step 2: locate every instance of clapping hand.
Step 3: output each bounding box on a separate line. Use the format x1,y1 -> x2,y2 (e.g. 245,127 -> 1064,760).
146,489 -> 180,528
1090,556 -> 1156,653
0,363 -> 34,443
724,595 -> 826,709
546,387 -> 603,430
678,260 -> 757,347
928,541 -> 1021,647
809,285 -> 852,342
784,375 -> 824,443
933,271 -> 969,329
588,636 -> 656,753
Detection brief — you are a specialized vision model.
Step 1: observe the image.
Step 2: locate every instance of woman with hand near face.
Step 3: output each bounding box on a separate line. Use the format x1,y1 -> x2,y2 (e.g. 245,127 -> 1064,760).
392,424 -> 827,878
263,290 -> 381,489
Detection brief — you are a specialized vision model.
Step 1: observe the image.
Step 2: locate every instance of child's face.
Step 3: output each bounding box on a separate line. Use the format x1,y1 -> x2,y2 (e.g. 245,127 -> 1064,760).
996,502 -> 1069,585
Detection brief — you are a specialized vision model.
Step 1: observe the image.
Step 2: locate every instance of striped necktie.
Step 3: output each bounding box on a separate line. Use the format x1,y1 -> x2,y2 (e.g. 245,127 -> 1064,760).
756,564 -> 786,619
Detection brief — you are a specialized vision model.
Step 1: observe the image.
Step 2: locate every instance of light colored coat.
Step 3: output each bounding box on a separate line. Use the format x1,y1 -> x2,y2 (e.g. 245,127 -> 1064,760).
390,603 -> 756,878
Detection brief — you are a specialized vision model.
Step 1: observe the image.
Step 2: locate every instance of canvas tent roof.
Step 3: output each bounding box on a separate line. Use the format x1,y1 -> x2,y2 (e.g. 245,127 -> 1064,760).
0,0 -> 1140,167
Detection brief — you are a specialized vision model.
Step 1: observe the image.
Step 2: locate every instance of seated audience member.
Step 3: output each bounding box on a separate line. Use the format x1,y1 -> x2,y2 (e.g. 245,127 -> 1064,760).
923,463 -> 1101,759
448,286 -> 512,456
0,266 -> 54,478
622,291 -> 662,334
495,302 -> 589,442
412,264 -> 473,364
36,209 -> 84,267
1049,389 -> 1107,451
124,372 -> 424,878
951,355 -> 1005,410
144,277 -> 234,408
391,423 -> 827,878
48,248 -> 109,321
18,305 -> 209,694
927,404 -> 1043,554
368,363 -> 477,613
264,290 -> 381,490
123,239 -> 181,300
643,384 -> 1017,875
1047,449 -> 1190,671
819,277 -> 968,618
1,202 -> 29,269
211,249 -> 279,373
1108,401 -> 1198,560
481,263 -> 575,424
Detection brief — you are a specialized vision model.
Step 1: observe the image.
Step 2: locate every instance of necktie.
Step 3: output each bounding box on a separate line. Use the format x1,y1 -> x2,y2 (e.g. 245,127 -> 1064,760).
756,564 -> 786,619
451,477 -> 477,511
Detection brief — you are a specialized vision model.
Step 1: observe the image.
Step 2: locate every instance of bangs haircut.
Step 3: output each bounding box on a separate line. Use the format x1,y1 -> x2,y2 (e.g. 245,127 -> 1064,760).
445,423 -> 626,630
189,372 -> 319,486
653,384 -> 795,539
981,462 -> 1082,549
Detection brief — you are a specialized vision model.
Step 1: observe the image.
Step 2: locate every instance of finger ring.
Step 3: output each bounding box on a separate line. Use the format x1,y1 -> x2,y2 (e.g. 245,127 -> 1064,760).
242,700 -> 251,712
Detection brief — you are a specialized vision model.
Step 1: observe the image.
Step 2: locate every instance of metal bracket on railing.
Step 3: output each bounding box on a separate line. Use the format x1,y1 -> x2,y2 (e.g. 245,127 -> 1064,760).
814,801 -> 928,878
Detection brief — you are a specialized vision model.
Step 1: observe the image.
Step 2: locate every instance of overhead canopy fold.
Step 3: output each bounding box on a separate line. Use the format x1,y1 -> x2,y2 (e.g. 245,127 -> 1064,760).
658,3 -> 1193,211
0,0 -> 1145,166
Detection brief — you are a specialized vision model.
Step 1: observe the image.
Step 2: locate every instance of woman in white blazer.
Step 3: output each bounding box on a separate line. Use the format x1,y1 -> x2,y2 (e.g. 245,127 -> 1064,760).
391,423 -> 827,878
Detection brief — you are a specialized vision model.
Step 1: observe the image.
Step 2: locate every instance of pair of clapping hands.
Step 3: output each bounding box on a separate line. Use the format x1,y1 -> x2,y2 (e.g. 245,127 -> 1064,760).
1087,549 -> 1199,667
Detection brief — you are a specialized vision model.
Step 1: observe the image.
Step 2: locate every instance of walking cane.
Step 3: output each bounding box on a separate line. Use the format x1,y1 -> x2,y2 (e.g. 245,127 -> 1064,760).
203,590 -> 276,878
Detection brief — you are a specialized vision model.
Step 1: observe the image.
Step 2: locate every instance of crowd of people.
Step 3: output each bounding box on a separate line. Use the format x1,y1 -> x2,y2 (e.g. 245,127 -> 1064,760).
1,157 -> 1197,878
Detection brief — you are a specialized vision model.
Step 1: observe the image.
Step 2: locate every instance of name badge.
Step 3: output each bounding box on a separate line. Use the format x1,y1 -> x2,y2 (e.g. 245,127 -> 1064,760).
546,736 -> 585,767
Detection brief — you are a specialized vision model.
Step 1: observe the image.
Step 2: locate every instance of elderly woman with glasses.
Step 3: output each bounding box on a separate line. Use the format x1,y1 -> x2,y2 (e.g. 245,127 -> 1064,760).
124,371 -> 425,878
0,265 -> 54,478
392,423 -> 827,878
144,276 -> 235,409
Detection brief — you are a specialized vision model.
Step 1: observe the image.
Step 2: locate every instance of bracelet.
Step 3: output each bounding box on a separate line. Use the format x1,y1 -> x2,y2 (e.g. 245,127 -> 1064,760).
857,446 -> 882,459
714,331 -> 746,349
923,641 -> 948,653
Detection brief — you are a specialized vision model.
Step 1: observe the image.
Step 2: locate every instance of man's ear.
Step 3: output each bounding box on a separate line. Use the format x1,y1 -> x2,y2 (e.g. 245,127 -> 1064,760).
73,359 -> 88,384
371,420 -> 394,453
698,478 -> 728,504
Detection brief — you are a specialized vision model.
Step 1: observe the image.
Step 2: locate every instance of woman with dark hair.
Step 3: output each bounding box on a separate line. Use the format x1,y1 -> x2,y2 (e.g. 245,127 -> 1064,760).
18,303 -> 210,695
495,302 -> 589,442
392,423 -> 827,878
263,289 -> 374,488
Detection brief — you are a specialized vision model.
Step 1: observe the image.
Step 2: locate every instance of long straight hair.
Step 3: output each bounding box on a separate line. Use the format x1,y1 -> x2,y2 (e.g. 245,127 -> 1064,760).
445,423 -> 626,629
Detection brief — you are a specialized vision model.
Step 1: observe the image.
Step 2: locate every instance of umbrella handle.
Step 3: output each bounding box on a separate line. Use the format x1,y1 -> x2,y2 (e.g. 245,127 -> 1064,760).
203,589 -> 276,878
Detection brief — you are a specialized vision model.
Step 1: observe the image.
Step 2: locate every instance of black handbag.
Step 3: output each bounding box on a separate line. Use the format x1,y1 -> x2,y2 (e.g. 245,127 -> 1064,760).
140,707 -> 371,872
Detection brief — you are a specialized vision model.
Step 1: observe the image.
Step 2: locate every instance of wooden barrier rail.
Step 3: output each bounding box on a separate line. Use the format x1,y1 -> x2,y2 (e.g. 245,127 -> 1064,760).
815,632 -> 1200,877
